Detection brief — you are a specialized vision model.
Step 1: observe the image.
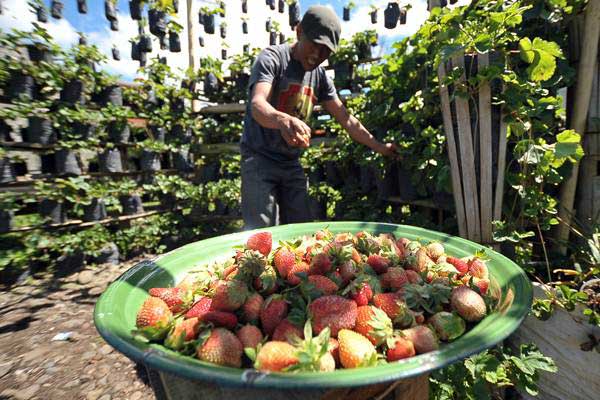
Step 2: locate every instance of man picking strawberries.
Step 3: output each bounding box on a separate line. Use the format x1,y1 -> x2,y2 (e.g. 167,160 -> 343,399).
241,5 -> 398,229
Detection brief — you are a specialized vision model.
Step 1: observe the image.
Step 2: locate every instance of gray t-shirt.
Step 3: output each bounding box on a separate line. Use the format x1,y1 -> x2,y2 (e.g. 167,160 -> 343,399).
241,44 -> 337,164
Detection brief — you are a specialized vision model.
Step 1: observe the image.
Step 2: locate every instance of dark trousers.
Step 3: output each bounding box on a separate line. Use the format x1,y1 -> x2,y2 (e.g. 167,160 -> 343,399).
241,152 -> 311,230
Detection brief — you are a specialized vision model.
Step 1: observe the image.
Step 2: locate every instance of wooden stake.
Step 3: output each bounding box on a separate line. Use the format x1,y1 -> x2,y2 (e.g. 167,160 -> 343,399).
478,52 -> 493,244
555,0 -> 600,253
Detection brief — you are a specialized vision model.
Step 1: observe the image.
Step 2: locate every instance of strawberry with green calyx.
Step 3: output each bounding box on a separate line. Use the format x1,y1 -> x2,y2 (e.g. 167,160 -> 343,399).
405,269 -> 422,284
343,277 -> 373,306
338,260 -> 358,284
164,317 -> 200,351
367,254 -> 390,274
272,318 -> 304,343
287,261 -> 310,285
428,311 -> 466,341
450,285 -> 487,322
285,291 -> 308,328
355,305 -> 393,346
185,296 -> 212,319
210,279 -> 248,312
372,292 -> 413,328
306,275 -> 338,296
260,294 -> 289,336
308,295 -> 357,337
254,341 -> 299,372
273,241 -> 298,278
337,329 -> 379,369
426,242 -> 445,261
253,264 -> 278,295
134,297 -> 173,341
472,277 -> 490,295
201,311 -> 238,329
246,231 -> 272,257
380,267 -> 409,290
236,249 -> 267,279
403,281 -> 452,314
386,334 -> 416,361
236,324 -> 264,350
413,247 -> 435,273
446,256 -> 469,276
354,232 -> 381,256
402,325 -> 439,354
309,252 -> 333,275
242,292 -> 264,323
148,287 -> 192,313
286,322 -> 334,372
325,242 -> 353,267
468,253 -> 490,280
196,328 -> 243,368
314,228 -> 333,241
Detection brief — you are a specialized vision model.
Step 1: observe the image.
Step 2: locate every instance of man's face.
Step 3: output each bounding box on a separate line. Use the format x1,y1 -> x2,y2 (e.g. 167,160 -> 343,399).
295,28 -> 332,71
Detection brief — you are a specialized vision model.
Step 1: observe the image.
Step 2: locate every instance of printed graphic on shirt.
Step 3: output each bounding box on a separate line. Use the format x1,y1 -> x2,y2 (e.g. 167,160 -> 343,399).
276,82 -> 316,122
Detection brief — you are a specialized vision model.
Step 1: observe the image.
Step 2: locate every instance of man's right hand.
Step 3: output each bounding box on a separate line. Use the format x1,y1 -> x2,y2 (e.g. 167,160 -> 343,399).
277,114 -> 311,148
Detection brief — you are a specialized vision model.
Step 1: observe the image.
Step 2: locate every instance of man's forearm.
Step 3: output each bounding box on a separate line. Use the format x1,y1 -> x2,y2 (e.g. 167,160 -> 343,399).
251,97 -> 287,130
345,115 -> 385,154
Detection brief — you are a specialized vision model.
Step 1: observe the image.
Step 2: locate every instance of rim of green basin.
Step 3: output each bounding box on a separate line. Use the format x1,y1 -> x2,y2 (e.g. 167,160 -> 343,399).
94,221 -> 532,389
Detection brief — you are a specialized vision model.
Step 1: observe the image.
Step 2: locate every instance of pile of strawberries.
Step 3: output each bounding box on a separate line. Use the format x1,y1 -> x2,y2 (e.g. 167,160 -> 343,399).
134,229 -> 493,372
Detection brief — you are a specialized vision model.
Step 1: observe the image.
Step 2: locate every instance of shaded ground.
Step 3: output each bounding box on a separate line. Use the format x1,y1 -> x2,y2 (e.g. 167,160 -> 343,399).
0,257 -> 156,400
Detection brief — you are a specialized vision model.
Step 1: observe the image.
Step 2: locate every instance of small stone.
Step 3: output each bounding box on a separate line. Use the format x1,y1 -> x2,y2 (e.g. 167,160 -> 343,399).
86,389 -> 103,400
99,345 -> 113,356
113,381 -> 128,392
0,361 -> 14,378
63,319 -> 85,329
65,378 -> 80,388
82,351 -> 95,360
98,395 -> 111,400
98,375 -> 108,386
78,270 -> 95,285
129,392 -> 143,400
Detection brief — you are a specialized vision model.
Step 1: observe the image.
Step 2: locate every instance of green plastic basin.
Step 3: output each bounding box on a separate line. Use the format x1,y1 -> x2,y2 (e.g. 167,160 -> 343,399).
94,222 -> 532,390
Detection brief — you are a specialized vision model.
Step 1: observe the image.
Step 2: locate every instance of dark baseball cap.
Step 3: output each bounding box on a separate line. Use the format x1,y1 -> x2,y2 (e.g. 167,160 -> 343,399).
300,5 -> 341,52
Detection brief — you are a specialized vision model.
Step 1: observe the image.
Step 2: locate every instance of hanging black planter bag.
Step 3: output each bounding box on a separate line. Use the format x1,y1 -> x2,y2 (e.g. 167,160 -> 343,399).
0,158 -> 16,184
39,200 -> 65,224
51,1 -> 63,19
450,0 -> 458,4
94,242 -> 120,265
0,210 -> 14,234
221,49 -> 227,60
440,0 -> 448,7
60,80 -> 85,105
384,3 -> 400,29
105,1 -> 117,21
242,0 -> 248,13
26,44 -> 52,62
172,150 -> 191,172
399,8 -> 407,25
343,7 -> 350,21
108,122 -> 130,143
173,0 -> 179,13
370,10 -> 378,24
265,19 -> 272,32
289,2 -> 300,27
279,32 -> 285,44
83,198 -> 107,222
243,44 -> 249,53
110,19 -> 119,31
169,31 -> 181,53
99,148 -> 123,172
198,36 -> 205,47
141,150 -> 161,171
100,85 -> 123,106
220,24 -> 227,39
120,194 -> 144,215
79,36 -> 88,45
55,149 -> 81,176
150,125 -> 166,142
204,72 -> 219,97
204,14 -> 215,34
112,47 -> 120,60
37,6 -> 48,22
77,0 -> 87,13
198,9 -> 204,24
149,9 -> 167,37
278,0 -> 285,13
7,72 -> 35,100
219,1 -> 225,17
28,117 -> 55,145
129,0 -> 142,20
140,34 -> 152,52
269,31 -> 277,46
242,21 -> 248,34
131,41 -> 140,61
159,34 -> 168,50
267,0 -> 275,11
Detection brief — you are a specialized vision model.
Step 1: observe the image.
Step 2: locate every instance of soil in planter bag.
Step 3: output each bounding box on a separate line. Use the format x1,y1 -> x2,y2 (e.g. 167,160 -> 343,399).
384,3 -> 400,29
51,1 -> 63,19
7,72 -> 35,100
28,117 -> 55,145
149,9 -> 167,37
55,149 -> 81,176
94,242 -> 120,265
37,6 -> 48,23
99,148 -> 123,173
0,158 -> 16,183
0,210 -> 14,234
108,122 -> 130,143
83,198 -> 107,222
60,80 -> 85,105
105,0 -> 117,21
129,0 -> 142,20
289,2 -> 300,27
141,150 -> 161,171
169,31 -> 181,53
39,199 -> 65,224
203,14 -> 215,34
100,85 -> 123,106
140,34 -> 152,52
120,194 -> 144,215
77,0 -> 87,14
131,41 -> 141,61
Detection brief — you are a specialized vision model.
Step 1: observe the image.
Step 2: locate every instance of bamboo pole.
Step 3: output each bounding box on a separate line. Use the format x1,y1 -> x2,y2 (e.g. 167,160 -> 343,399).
555,0 -> 600,254
478,53 -> 493,244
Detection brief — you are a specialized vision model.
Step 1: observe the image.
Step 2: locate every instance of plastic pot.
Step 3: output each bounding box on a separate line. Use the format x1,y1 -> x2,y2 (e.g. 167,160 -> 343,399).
100,85 -> 123,106
129,0 -> 142,20
220,24 -> 227,39
120,194 -> 144,215
55,149 -> 81,176
131,41 -> 141,61
110,19 -> 119,31
60,80 -> 85,105
204,14 -> 215,34
278,0 -> 285,13
141,150 -> 161,171
169,32 -> 181,53
384,3 -> 400,29
99,148 -> 123,173
95,221 -> 532,395
94,242 -> 120,265
269,31 -> 277,46
370,10 -> 378,24
7,72 -> 35,101
108,122 -> 131,144
51,0 -> 63,19
343,6 -> 350,21
105,0 -> 117,21
83,198 -> 107,222
0,210 -> 14,234
149,9 -> 167,37
0,157 -> 16,183
39,199 -> 65,224
140,34 -> 153,52
37,6 -> 48,23
27,117 -> 55,145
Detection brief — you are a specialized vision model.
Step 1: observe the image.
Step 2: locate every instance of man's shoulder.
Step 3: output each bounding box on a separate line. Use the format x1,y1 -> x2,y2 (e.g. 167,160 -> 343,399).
259,44 -> 290,60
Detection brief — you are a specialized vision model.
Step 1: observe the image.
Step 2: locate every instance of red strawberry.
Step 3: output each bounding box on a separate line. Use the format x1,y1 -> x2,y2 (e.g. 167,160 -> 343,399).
210,280 -> 248,312
380,267 -> 409,290
254,265 -> 278,295
308,295 -> 357,337
185,296 -> 212,319
222,264 -> 239,280
367,254 -> 390,274
246,231 -> 272,256
446,256 -> 469,276
451,285 -> 486,322
328,338 -> 340,365
287,261 -> 310,285
386,336 -> 416,361
405,270 -> 422,284
196,328 -> 243,368
201,311 -> 238,329
165,317 -> 200,350
354,305 -> 393,346
372,293 -> 413,327
255,341 -> 299,372
236,324 -> 263,349
474,278 -> 490,295
338,260 -> 358,284
309,252 -> 332,275
402,325 -> 439,354
337,329 -> 377,369
468,258 -> 489,280
308,275 -> 339,295
135,297 -> 173,341
315,230 -> 328,240
272,319 -> 304,343
350,282 -> 373,306
148,287 -> 188,313
242,292 -> 264,323
260,295 -> 288,336
273,246 -> 296,278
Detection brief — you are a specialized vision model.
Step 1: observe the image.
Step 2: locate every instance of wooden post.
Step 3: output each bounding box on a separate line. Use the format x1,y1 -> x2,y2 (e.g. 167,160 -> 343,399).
478,52 -> 493,244
186,0 -> 201,113
555,0 -> 600,254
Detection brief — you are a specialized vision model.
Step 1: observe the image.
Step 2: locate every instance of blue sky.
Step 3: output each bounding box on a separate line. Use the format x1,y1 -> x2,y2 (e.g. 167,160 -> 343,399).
0,1 -> 466,80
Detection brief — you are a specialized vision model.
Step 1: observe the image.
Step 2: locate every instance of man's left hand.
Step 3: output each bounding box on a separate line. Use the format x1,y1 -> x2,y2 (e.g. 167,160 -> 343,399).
378,143 -> 400,159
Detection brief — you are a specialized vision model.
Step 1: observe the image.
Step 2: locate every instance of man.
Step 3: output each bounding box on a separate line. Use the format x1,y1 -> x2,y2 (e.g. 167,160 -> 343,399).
241,5 -> 397,230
